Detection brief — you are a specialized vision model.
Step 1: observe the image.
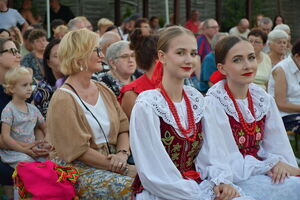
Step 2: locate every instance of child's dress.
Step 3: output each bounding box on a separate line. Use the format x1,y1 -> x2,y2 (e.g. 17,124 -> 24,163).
0,102 -> 44,168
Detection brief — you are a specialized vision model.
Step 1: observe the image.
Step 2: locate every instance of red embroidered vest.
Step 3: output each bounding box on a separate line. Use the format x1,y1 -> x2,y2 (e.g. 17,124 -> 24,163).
132,118 -> 203,196
227,115 -> 266,160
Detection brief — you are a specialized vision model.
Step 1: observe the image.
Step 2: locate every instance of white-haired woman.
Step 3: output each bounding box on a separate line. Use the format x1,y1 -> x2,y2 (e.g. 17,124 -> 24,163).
46,29 -> 135,200
268,29 -> 289,66
93,40 -> 137,97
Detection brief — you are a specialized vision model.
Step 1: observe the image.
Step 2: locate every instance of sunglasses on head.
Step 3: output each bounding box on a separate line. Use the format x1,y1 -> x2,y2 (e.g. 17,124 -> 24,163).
0,48 -> 20,56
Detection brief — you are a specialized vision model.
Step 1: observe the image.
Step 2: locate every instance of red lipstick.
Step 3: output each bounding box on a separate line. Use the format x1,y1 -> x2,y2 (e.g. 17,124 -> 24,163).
181,67 -> 192,71
242,72 -> 253,76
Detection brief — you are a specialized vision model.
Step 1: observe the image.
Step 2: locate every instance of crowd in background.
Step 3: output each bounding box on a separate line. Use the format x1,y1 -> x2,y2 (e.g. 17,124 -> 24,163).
1,0 -> 300,199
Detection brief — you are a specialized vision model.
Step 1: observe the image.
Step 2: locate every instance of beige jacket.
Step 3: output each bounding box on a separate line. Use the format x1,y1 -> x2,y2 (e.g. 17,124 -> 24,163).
46,82 -> 129,162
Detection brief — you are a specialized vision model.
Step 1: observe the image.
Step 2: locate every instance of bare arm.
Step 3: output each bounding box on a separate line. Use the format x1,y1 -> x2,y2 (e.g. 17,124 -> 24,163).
121,91 -> 138,119
194,55 -> 201,81
273,67 -> 300,112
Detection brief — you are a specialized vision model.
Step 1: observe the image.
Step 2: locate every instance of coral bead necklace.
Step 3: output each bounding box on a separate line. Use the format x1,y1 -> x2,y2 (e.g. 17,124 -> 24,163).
224,82 -> 257,135
159,84 -> 197,142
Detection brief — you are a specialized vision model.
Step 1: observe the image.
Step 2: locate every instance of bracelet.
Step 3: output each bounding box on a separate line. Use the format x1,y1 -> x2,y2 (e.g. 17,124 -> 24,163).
117,149 -> 130,157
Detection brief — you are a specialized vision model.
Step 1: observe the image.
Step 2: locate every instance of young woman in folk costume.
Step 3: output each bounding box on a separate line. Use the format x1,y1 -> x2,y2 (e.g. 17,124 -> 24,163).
130,26 -> 254,200
198,36 -> 300,200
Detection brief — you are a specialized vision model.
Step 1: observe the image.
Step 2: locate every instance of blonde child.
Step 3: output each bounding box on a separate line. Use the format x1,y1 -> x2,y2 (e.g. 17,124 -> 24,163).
0,67 -> 48,168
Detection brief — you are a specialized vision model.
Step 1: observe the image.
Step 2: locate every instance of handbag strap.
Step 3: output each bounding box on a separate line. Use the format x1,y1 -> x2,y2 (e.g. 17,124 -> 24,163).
64,82 -> 111,154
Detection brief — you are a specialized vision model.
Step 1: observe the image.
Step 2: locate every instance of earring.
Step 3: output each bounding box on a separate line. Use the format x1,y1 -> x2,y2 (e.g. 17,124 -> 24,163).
80,66 -> 84,71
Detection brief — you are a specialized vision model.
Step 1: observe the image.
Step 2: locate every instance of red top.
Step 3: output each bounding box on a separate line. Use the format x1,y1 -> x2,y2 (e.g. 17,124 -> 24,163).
185,20 -> 200,34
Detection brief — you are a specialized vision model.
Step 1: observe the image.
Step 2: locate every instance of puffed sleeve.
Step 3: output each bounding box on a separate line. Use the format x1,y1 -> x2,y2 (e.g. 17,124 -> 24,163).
46,90 -> 91,162
258,95 -> 298,167
197,96 -> 279,183
130,100 -> 203,200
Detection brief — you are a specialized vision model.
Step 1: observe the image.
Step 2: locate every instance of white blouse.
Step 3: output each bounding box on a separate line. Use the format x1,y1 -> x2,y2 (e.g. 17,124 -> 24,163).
268,55 -> 300,117
197,81 -> 298,184
60,88 -> 110,145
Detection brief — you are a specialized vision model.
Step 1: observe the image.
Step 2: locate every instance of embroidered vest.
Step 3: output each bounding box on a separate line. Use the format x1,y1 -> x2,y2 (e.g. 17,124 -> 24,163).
132,118 -> 203,196
228,115 -> 266,160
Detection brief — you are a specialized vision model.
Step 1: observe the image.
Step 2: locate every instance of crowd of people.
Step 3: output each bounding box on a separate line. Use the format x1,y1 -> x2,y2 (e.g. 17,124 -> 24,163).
0,0 -> 300,199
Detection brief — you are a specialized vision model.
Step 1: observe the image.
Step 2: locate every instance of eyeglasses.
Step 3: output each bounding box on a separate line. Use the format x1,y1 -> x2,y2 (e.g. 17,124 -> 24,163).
0,48 -> 20,56
207,26 -> 219,29
115,53 -> 135,60
93,47 -> 102,57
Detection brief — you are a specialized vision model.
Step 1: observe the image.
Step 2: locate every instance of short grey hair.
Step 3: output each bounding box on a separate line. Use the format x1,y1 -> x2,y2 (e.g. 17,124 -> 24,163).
258,17 -> 273,27
267,29 -> 289,44
273,24 -> 290,33
211,32 -> 229,50
106,40 -> 130,63
67,17 -> 84,30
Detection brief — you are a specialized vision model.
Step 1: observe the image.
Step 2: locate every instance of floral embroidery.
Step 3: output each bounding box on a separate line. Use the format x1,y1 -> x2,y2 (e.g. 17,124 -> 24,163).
239,136 -> 246,144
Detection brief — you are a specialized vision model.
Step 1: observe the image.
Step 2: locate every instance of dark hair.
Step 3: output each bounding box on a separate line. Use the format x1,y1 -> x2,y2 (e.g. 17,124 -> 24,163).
134,18 -> 149,28
273,15 -> 285,28
51,19 -> 66,31
150,16 -> 159,22
105,25 -> 117,32
0,29 -> 11,37
28,29 -> 47,43
292,39 -> 300,56
248,28 -> 267,44
43,39 -> 60,86
130,31 -> 158,71
215,36 -> 248,64
0,37 -> 13,52
23,29 -> 32,40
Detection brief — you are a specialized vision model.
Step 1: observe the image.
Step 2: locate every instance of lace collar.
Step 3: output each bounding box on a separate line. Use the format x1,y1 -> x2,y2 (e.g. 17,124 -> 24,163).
136,85 -> 205,127
206,80 -> 270,122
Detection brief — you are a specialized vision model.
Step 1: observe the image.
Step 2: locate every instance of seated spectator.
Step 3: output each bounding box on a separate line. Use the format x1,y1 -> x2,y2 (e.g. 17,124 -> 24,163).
248,29 -> 272,90
149,16 -> 160,33
53,25 -> 68,39
67,17 -> 86,31
8,26 -> 23,45
33,39 -> 64,117
21,29 -> 48,82
185,10 -> 201,35
20,29 -> 32,57
273,15 -> 285,29
19,0 -> 42,25
0,0 -> 28,32
258,17 -> 273,35
253,14 -> 264,28
268,39 -> 300,151
44,0 -> 74,24
93,41 -> 137,97
229,18 -> 250,38
274,24 -> 292,53
120,31 -> 159,118
134,18 -> 151,37
199,32 -> 228,94
97,18 -> 114,37
268,29 -> 289,66
46,29 -> 135,199
77,16 -> 93,31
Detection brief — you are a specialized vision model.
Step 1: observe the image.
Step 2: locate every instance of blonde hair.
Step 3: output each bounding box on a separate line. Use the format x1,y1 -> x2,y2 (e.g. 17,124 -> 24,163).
3,67 -> 31,95
158,25 -> 194,52
54,25 -> 69,35
58,28 -> 99,75
97,18 -> 114,28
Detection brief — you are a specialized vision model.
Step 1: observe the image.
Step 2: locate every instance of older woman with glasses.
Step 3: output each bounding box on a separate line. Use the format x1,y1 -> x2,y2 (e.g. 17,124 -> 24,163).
248,29 -> 272,90
268,29 -> 289,66
93,40 -> 137,97
46,29 -> 135,200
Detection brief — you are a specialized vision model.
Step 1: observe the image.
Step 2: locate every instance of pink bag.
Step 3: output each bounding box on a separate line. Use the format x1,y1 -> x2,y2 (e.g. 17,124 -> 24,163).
13,160 -> 79,200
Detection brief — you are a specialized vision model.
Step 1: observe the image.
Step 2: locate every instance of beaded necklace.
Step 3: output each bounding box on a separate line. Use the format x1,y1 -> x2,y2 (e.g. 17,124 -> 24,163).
224,82 -> 257,135
159,84 -> 197,142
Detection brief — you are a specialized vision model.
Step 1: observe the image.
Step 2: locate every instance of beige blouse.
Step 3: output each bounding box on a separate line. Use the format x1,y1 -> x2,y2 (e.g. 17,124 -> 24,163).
46,82 -> 129,162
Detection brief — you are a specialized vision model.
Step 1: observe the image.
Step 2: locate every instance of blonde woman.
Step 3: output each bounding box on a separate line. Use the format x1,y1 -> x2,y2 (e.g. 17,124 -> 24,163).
46,29 -> 135,199
97,18 -> 114,37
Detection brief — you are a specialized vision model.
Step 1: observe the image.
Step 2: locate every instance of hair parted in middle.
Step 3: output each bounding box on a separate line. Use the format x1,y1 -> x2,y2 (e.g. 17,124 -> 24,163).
58,28 -> 99,75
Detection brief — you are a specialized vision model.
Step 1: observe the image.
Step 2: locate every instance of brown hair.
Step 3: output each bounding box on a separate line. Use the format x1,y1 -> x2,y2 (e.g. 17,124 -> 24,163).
248,28 -> 267,44
157,26 -> 194,52
130,31 -> 158,71
0,37 -> 13,52
292,39 -> 300,56
28,29 -> 47,43
215,36 -> 248,64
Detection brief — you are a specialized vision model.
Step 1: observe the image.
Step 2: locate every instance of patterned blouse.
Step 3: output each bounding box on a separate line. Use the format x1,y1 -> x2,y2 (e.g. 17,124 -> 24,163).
21,52 -> 44,82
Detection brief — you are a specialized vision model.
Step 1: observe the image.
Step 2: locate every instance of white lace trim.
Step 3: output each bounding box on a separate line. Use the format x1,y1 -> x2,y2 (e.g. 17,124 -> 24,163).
136,85 -> 205,128
207,80 -> 270,123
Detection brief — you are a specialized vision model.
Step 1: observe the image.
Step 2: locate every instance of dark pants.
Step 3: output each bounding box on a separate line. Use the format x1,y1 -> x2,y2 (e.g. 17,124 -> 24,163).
0,160 -> 13,185
282,114 -> 300,152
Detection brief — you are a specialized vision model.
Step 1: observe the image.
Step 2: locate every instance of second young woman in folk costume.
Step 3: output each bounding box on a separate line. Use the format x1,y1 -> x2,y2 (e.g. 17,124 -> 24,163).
198,36 -> 300,200
130,26 -> 254,200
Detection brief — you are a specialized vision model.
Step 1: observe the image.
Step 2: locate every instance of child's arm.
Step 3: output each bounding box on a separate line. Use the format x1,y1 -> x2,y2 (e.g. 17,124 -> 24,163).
34,123 -> 46,141
1,123 -> 37,157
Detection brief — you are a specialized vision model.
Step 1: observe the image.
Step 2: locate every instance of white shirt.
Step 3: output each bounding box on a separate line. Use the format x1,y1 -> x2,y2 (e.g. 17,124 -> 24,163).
229,26 -> 250,38
60,88 -> 110,145
268,55 -> 300,117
